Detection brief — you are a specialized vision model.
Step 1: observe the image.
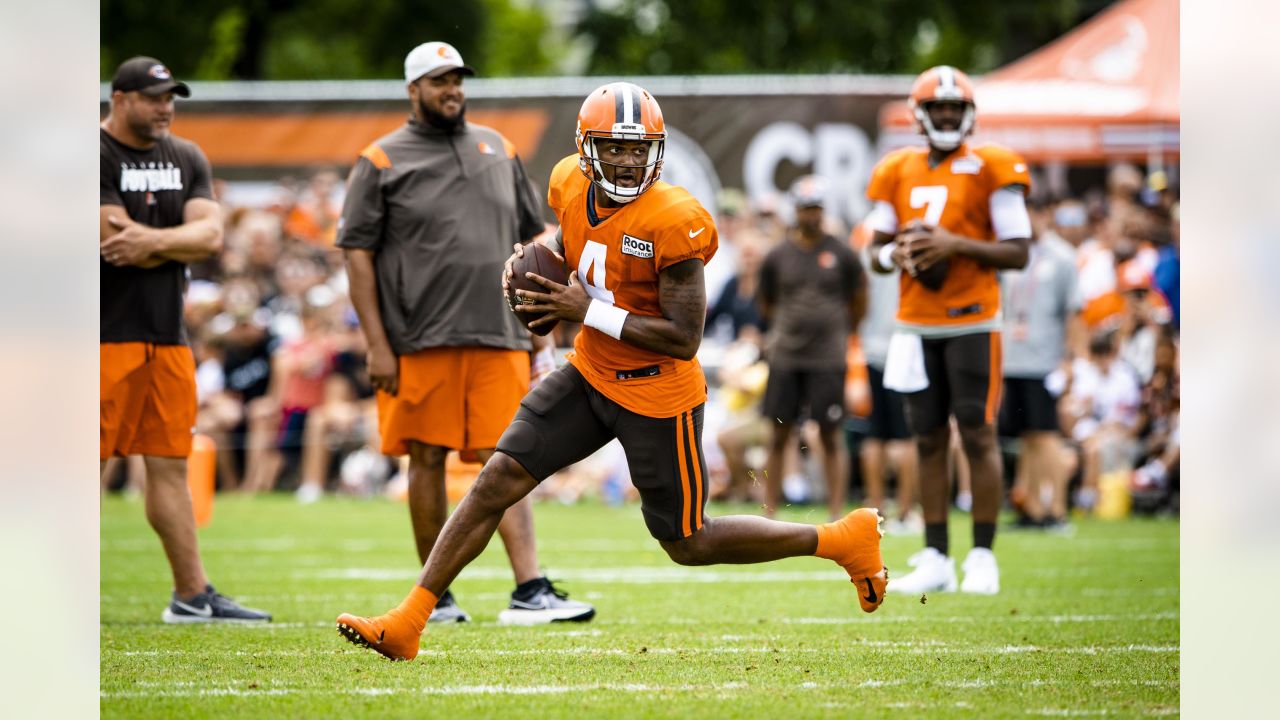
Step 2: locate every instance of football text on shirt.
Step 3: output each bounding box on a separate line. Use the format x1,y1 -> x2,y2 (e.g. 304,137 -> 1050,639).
119,163 -> 184,193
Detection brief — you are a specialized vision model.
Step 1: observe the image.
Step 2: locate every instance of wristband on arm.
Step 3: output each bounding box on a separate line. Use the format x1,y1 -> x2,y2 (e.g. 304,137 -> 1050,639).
584,299 -> 629,340
877,243 -> 896,269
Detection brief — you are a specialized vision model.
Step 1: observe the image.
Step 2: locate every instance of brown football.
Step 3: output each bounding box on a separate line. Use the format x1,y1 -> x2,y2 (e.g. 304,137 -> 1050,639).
901,228 -> 950,292
913,257 -> 951,292
506,243 -> 569,336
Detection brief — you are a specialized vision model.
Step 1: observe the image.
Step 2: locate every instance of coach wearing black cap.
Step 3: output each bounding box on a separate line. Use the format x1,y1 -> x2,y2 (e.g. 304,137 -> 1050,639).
111,55 -> 192,98
100,56 -> 271,624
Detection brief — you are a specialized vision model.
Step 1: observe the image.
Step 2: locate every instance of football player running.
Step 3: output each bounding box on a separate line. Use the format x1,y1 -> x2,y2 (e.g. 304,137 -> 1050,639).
336,83 -> 887,661
866,66 -> 1032,595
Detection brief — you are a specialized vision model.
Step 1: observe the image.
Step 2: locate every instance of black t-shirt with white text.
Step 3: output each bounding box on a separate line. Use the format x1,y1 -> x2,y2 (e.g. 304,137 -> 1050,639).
758,233 -> 864,370
100,128 -> 214,344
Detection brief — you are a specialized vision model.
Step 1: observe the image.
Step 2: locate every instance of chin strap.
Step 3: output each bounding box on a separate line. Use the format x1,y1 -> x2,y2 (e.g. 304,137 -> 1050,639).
915,103 -> 975,151
580,136 -> 664,204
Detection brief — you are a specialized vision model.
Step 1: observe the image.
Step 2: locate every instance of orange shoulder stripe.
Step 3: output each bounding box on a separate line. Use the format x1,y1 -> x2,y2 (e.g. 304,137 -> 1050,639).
359,143 -> 391,170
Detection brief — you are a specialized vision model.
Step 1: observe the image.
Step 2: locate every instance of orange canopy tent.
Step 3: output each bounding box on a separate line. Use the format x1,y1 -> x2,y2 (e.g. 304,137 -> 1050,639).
878,0 -> 1179,163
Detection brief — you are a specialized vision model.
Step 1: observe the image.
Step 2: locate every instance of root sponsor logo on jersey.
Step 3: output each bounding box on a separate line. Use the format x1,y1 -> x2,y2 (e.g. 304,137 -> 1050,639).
621,234 -> 654,259
119,161 -> 184,192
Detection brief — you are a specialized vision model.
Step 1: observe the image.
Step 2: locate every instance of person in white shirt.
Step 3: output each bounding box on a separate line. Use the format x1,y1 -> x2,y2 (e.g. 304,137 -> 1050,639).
1057,331 -> 1141,511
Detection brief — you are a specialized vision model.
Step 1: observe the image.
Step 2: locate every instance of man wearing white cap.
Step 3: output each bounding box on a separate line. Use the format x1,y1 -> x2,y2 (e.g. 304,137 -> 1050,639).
337,42 -> 594,626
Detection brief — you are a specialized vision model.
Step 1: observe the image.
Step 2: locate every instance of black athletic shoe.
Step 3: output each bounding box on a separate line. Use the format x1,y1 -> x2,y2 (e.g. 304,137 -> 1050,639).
161,584 -> 272,624
428,588 -> 471,624
1009,513 -> 1044,530
498,578 -> 595,625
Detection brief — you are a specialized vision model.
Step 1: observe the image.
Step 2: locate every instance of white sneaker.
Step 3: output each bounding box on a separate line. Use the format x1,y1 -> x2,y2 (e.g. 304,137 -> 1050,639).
959,547 -> 1000,594
885,512 -> 924,536
497,578 -> 595,625
887,547 -> 957,594
428,590 -> 471,624
954,491 -> 973,513
295,483 -> 323,504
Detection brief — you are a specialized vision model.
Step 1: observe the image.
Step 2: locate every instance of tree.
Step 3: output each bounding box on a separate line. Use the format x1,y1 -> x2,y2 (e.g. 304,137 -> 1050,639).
101,0 -> 557,80
101,0 -> 1116,80
573,0 -> 1116,76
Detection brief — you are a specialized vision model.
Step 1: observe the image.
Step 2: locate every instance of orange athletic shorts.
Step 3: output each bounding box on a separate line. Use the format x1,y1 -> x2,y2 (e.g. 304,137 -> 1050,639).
100,343 -> 197,460
377,347 -> 530,456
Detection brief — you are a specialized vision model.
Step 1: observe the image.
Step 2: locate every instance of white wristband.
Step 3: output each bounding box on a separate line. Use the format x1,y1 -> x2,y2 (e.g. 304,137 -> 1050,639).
584,299 -> 629,339
877,243 -> 896,269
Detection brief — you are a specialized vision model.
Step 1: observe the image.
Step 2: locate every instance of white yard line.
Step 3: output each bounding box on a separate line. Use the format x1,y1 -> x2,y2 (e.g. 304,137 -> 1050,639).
103,678 -> 1178,700
108,643 -> 1177,658
298,567 -> 850,583
293,565 -> 1178,587
100,587 -> 1174,605
103,681 -> 749,699
100,611 -> 1175,631
784,611 -> 1178,624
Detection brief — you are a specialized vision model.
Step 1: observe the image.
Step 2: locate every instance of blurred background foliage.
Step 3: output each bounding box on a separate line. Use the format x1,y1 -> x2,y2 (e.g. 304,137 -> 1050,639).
101,0 -> 1114,80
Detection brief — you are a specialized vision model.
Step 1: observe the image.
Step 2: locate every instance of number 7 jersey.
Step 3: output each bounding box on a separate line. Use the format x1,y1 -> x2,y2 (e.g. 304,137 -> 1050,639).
547,154 -> 718,419
866,142 -> 1030,332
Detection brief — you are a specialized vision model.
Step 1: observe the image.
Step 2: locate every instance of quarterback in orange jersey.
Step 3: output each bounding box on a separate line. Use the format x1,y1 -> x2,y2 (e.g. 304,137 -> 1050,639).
866,66 -> 1032,596
335,82 -> 888,662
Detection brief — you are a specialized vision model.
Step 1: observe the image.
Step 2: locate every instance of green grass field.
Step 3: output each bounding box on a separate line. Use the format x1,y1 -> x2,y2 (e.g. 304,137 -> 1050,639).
101,494 -> 1179,718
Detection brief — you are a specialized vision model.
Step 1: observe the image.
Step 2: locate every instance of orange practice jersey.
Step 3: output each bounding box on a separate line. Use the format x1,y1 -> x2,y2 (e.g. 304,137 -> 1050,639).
548,155 -> 718,418
866,143 -> 1030,329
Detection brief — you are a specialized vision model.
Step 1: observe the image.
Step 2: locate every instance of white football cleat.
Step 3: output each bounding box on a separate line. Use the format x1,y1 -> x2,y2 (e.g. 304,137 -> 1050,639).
885,512 -> 924,536
959,547 -> 1000,594
887,547 -> 957,594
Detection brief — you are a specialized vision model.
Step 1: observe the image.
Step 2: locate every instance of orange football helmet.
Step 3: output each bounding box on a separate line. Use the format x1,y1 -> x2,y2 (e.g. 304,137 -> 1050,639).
576,82 -> 666,203
908,65 -> 976,151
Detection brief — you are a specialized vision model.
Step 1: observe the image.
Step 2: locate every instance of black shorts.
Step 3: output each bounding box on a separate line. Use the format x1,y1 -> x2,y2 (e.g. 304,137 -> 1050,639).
761,366 -> 847,428
496,364 -> 707,541
998,376 -> 1061,437
903,332 -> 1002,434
866,365 -> 912,441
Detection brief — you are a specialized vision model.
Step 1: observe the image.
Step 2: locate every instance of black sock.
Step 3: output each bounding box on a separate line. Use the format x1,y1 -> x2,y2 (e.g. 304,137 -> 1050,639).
925,522 -> 949,556
513,577 -> 547,600
973,522 -> 996,550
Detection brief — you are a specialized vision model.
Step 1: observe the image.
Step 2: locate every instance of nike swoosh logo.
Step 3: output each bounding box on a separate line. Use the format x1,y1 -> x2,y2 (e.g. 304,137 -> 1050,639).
173,599 -> 213,618
688,227 -> 705,238
509,598 -> 551,610
862,578 -> 878,604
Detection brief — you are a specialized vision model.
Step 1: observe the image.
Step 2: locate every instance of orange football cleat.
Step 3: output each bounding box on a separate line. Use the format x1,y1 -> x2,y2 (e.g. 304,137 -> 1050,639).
821,508 -> 889,613
336,610 -> 423,662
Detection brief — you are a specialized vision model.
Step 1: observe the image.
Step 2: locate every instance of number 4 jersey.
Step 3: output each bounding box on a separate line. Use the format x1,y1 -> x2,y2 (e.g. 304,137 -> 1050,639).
866,143 -> 1030,333
547,154 -> 718,419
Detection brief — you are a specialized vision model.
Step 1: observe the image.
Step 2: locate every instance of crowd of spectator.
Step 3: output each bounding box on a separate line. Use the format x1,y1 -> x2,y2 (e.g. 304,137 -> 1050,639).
105,163 -> 1179,523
